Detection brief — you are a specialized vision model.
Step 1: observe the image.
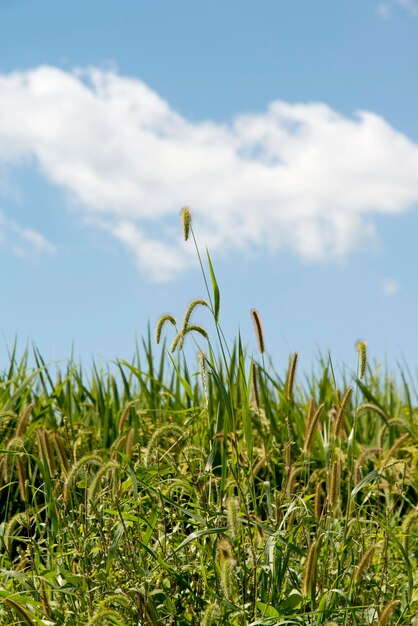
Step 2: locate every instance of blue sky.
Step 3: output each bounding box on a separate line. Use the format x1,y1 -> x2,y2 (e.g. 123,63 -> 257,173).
0,0 -> 418,375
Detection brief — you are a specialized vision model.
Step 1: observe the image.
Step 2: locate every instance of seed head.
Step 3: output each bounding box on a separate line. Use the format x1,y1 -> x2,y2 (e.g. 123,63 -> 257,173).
251,309 -> 265,354
285,352 -> 298,401
356,340 -> 367,379
181,207 -> 192,241
377,600 -> 399,626
155,314 -> 177,344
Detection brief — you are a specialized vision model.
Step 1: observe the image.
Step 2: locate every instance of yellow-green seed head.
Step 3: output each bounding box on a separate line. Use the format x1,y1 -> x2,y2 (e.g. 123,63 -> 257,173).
181,298 -> 209,332
198,351 -> 208,402
353,546 -> 375,584
285,352 -> 298,401
302,539 -> 318,598
181,207 -> 192,241
220,557 -> 236,602
201,603 -> 221,626
356,339 -> 367,379
226,496 -> 240,539
377,600 -> 399,626
155,314 -> 177,344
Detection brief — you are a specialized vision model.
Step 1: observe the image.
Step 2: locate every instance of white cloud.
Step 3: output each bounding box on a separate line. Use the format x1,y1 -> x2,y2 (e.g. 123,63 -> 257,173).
1,66 -> 418,280
0,211 -> 56,258
94,217 -> 190,282
395,0 -> 418,15
376,4 -> 391,17
380,278 -> 400,296
379,0 -> 418,15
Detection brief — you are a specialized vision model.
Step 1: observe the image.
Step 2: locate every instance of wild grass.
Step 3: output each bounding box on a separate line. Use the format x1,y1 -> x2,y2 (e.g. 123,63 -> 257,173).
0,210 -> 418,624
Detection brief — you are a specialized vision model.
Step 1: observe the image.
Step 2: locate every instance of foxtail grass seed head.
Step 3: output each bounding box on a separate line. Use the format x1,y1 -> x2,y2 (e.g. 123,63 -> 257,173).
184,324 -> 208,340
356,402 -> 389,423
226,496 -> 240,539
354,546 -> 375,584
218,537 -> 233,561
333,386 -> 353,438
181,298 -> 209,332
118,401 -> 135,434
284,441 -> 292,470
88,461 -> 118,504
16,402 -> 34,437
39,428 -> 56,476
286,352 -> 298,401
377,600 -> 399,626
302,539 -> 318,598
99,594 -> 131,610
286,466 -> 303,498
303,402 -> 325,454
220,557 -> 236,602
144,424 -> 185,467
2,436 -> 24,482
198,351 -> 208,403
125,427 -> 135,458
155,314 -> 177,344
328,459 -> 340,508
251,360 -> 260,410
356,340 -> 367,379
201,603 -> 221,626
170,331 -> 184,353
63,454 -> 102,506
86,609 -> 126,626
251,308 -> 265,354
15,457 -> 27,502
181,206 -> 192,241
314,482 -> 323,521
4,511 -> 29,552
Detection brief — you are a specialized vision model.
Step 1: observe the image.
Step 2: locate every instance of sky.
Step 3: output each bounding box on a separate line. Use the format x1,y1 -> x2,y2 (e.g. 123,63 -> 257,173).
0,0 -> 418,377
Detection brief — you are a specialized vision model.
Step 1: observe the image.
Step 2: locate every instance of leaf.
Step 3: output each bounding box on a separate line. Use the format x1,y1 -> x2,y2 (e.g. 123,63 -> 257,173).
351,469 -> 380,497
106,523 -> 125,575
206,248 -> 220,324
240,347 -> 253,460
281,590 -> 303,610
167,353 -> 193,400
174,526 -> 228,552
256,601 -> 279,618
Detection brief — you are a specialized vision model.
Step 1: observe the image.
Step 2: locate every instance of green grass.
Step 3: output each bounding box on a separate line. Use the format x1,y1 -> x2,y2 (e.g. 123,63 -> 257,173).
0,213 -> 418,625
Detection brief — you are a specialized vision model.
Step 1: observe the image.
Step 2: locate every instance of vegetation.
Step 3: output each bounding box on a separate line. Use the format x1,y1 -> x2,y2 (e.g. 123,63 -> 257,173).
0,208 -> 418,625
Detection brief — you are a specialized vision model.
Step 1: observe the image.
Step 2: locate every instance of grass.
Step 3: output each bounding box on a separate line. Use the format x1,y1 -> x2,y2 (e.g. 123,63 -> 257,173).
0,211 -> 418,624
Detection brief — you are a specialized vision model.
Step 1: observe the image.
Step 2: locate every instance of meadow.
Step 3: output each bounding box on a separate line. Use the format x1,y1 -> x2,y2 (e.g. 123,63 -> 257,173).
0,209 -> 417,625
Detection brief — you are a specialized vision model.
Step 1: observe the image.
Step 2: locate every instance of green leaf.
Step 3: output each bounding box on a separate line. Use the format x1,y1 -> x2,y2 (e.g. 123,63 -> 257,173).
351,469 -> 380,497
206,248 -> 220,323
174,526 -> 228,552
281,590 -> 303,610
256,601 -> 279,618
240,344 -> 253,460
106,523 -> 125,575
167,353 -> 193,400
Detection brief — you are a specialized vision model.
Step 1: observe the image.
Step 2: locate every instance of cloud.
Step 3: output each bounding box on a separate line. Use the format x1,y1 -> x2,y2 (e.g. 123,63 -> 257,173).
378,0 -> 418,16
380,278 -> 400,297
1,66 -> 418,280
0,211 -> 56,258
93,217 -> 190,281
376,4 -> 391,17
395,0 -> 418,15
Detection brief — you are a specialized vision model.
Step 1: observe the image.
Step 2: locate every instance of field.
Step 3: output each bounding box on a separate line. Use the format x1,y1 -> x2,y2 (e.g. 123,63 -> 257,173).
0,211 -> 417,625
